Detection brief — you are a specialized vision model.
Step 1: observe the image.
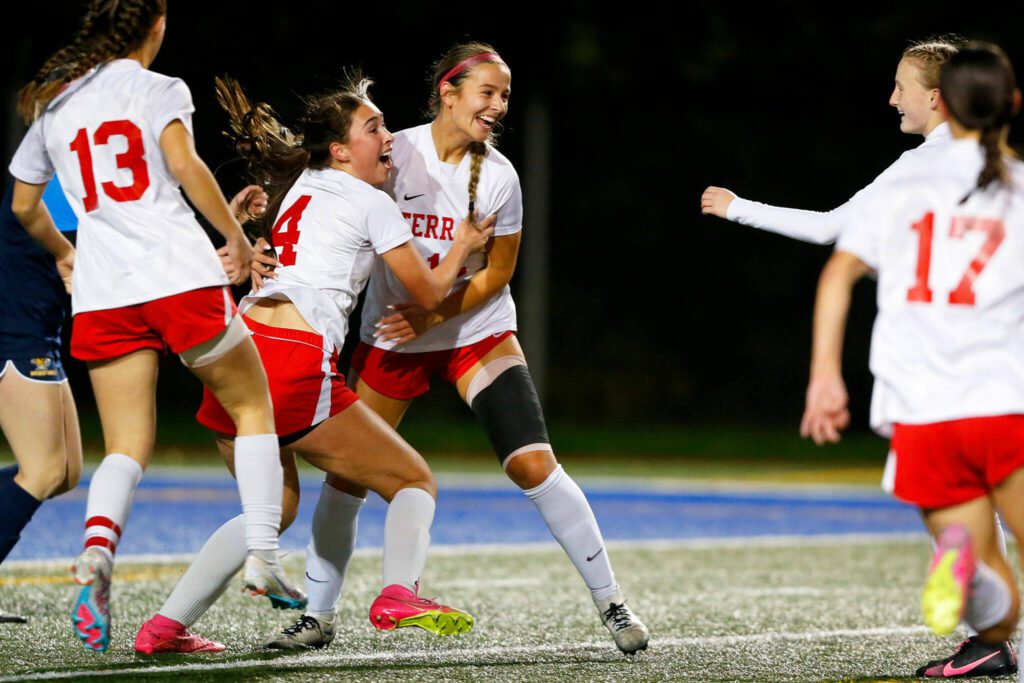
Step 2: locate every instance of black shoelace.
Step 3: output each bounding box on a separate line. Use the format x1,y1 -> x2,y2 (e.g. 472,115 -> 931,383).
602,602 -> 633,632
281,615 -> 321,636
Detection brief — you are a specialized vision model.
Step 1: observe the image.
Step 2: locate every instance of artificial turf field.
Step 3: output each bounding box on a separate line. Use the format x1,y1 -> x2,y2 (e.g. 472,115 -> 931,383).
0,421 -> 1017,681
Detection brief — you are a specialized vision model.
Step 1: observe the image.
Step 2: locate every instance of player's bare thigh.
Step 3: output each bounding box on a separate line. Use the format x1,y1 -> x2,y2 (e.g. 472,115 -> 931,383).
291,400 -> 435,503
87,349 -> 159,468
0,369 -> 81,499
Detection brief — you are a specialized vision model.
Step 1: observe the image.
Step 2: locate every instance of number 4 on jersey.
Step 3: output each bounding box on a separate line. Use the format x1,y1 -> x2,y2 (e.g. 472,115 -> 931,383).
907,211 -> 1005,306
273,194 -> 312,266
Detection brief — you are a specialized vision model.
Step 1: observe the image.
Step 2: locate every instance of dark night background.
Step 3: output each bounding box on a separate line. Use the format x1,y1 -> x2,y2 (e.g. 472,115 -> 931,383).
4,2 -> 1024,434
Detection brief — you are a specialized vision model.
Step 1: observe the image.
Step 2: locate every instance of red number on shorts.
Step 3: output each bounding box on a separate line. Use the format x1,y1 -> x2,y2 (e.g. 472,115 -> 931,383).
69,120 -> 150,212
947,216 -> 1005,306
272,194 -> 312,267
907,211 -> 1006,306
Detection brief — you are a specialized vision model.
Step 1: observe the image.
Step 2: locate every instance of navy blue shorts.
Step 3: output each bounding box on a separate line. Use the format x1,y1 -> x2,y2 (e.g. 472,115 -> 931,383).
0,350 -> 67,383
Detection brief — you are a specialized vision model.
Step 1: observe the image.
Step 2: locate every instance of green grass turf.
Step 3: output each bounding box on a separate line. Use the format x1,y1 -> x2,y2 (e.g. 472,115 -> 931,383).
0,537 -> 1013,682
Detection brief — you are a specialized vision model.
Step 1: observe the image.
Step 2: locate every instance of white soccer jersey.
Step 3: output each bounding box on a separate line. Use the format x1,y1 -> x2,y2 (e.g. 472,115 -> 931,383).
837,139 -> 1024,435
359,123 -> 523,352
727,123 -> 953,244
241,168 -> 411,350
9,59 -> 227,314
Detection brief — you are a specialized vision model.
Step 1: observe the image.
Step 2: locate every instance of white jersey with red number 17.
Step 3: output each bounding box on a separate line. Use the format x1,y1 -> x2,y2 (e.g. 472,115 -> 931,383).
359,123 -> 523,353
8,59 -> 227,315
241,168 -> 411,351
838,139 -> 1024,435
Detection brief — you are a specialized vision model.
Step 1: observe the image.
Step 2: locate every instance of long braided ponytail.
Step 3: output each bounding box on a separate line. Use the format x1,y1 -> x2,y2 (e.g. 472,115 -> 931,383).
429,42 -> 506,220
17,0 -> 166,123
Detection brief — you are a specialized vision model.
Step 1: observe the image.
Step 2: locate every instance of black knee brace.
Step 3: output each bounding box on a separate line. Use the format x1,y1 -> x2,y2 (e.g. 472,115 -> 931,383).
468,364 -> 550,465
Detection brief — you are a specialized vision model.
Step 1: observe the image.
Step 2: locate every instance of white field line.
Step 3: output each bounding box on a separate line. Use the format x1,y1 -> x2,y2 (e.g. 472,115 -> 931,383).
0,625 -> 932,682
2,531 -> 930,572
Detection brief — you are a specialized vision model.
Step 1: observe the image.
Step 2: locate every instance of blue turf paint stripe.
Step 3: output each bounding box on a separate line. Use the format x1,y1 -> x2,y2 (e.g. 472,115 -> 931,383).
7,471 -> 923,561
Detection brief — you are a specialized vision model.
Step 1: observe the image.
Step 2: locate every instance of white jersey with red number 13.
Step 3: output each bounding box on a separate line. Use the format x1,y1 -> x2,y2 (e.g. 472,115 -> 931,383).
359,123 -> 523,353
240,168 -> 412,351
838,139 -> 1024,435
8,59 -> 227,315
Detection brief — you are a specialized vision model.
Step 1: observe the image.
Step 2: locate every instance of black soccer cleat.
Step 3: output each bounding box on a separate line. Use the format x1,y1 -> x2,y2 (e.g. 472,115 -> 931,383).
915,636 -> 1017,678
0,611 -> 27,624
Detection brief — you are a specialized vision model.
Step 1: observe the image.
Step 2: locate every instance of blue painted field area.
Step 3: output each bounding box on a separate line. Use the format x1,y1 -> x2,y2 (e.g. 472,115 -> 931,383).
9,470 -> 926,561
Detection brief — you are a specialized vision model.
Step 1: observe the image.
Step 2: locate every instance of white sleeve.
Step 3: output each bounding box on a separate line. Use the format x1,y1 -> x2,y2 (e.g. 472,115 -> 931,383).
490,170 -> 523,236
366,191 -> 413,254
726,197 -> 848,245
835,198 -> 883,269
150,78 -> 195,139
725,154 -> 916,245
8,118 -> 54,184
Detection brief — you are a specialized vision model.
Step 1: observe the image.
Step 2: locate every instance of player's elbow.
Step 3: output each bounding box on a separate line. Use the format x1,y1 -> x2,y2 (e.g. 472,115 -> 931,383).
10,196 -> 37,224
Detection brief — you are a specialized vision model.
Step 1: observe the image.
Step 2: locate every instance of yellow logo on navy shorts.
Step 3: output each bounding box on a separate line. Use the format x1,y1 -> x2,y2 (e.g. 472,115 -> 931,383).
29,357 -> 58,378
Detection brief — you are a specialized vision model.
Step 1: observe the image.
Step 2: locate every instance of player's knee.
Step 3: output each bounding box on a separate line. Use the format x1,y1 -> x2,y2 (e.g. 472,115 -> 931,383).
379,464 -> 436,502
467,358 -> 551,472
20,456 -> 67,499
505,450 -> 558,489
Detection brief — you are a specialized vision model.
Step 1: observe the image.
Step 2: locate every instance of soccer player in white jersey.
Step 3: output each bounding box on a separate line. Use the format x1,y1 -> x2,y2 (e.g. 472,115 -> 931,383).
8,0 -> 296,653
701,38 -> 963,244
802,43 -> 1023,680
266,42 -> 649,655
133,73 -> 492,653
702,37 -> 1016,677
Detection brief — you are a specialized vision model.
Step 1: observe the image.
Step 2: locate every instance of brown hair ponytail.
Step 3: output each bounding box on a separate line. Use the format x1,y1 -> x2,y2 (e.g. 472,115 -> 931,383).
939,42 -> 1018,197
17,0 -> 166,123
214,72 -> 376,242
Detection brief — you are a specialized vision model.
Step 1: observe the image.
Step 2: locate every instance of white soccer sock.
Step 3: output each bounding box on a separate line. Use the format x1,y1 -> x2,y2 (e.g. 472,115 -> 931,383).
965,561 -> 1013,633
232,434 -> 282,553
159,515 -> 246,627
382,487 -> 435,591
305,482 -> 363,616
83,453 -> 144,558
523,465 -> 618,600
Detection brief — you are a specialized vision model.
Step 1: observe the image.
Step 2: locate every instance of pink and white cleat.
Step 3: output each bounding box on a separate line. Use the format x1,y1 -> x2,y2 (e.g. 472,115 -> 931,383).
369,584 -> 474,636
922,524 -> 977,636
135,614 -> 226,654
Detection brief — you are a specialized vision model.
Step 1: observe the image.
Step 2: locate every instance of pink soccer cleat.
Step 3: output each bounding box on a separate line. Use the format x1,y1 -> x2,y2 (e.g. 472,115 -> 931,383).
922,524 -> 977,636
368,584 -> 474,636
135,614 -> 226,654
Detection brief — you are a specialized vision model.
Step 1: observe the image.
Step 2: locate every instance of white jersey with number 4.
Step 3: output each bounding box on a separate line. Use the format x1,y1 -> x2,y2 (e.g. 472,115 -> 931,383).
242,168 -> 411,351
8,59 -> 227,314
838,139 -> 1024,435
360,123 -> 523,352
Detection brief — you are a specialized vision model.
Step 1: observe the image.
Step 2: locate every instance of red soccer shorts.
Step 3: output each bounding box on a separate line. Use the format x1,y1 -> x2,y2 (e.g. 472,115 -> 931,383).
351,331 -> 514,400
196,317 -> 358,439
890,414 -> 1024,509
72,286 -> 236,362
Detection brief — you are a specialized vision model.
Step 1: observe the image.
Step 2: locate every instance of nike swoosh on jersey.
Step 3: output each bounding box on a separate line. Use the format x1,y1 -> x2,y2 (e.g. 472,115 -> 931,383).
586,548 -> 604,562
943,651 -> 1001,676
403,193 -> 425,201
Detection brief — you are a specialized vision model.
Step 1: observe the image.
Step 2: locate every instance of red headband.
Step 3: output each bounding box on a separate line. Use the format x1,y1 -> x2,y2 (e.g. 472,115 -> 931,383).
438,53 -> 503,91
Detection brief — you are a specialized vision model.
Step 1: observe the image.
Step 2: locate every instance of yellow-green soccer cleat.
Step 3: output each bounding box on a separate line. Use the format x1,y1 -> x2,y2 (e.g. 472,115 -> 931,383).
922,524 -> 976,637
369,584 -> 474,636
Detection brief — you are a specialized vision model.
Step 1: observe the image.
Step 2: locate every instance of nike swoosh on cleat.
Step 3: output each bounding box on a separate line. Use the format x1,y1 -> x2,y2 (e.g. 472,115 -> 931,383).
305,573 -> 328,584
943,651 -> 1001,676
404,193 -> 425,201
586,548 -> 604,562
